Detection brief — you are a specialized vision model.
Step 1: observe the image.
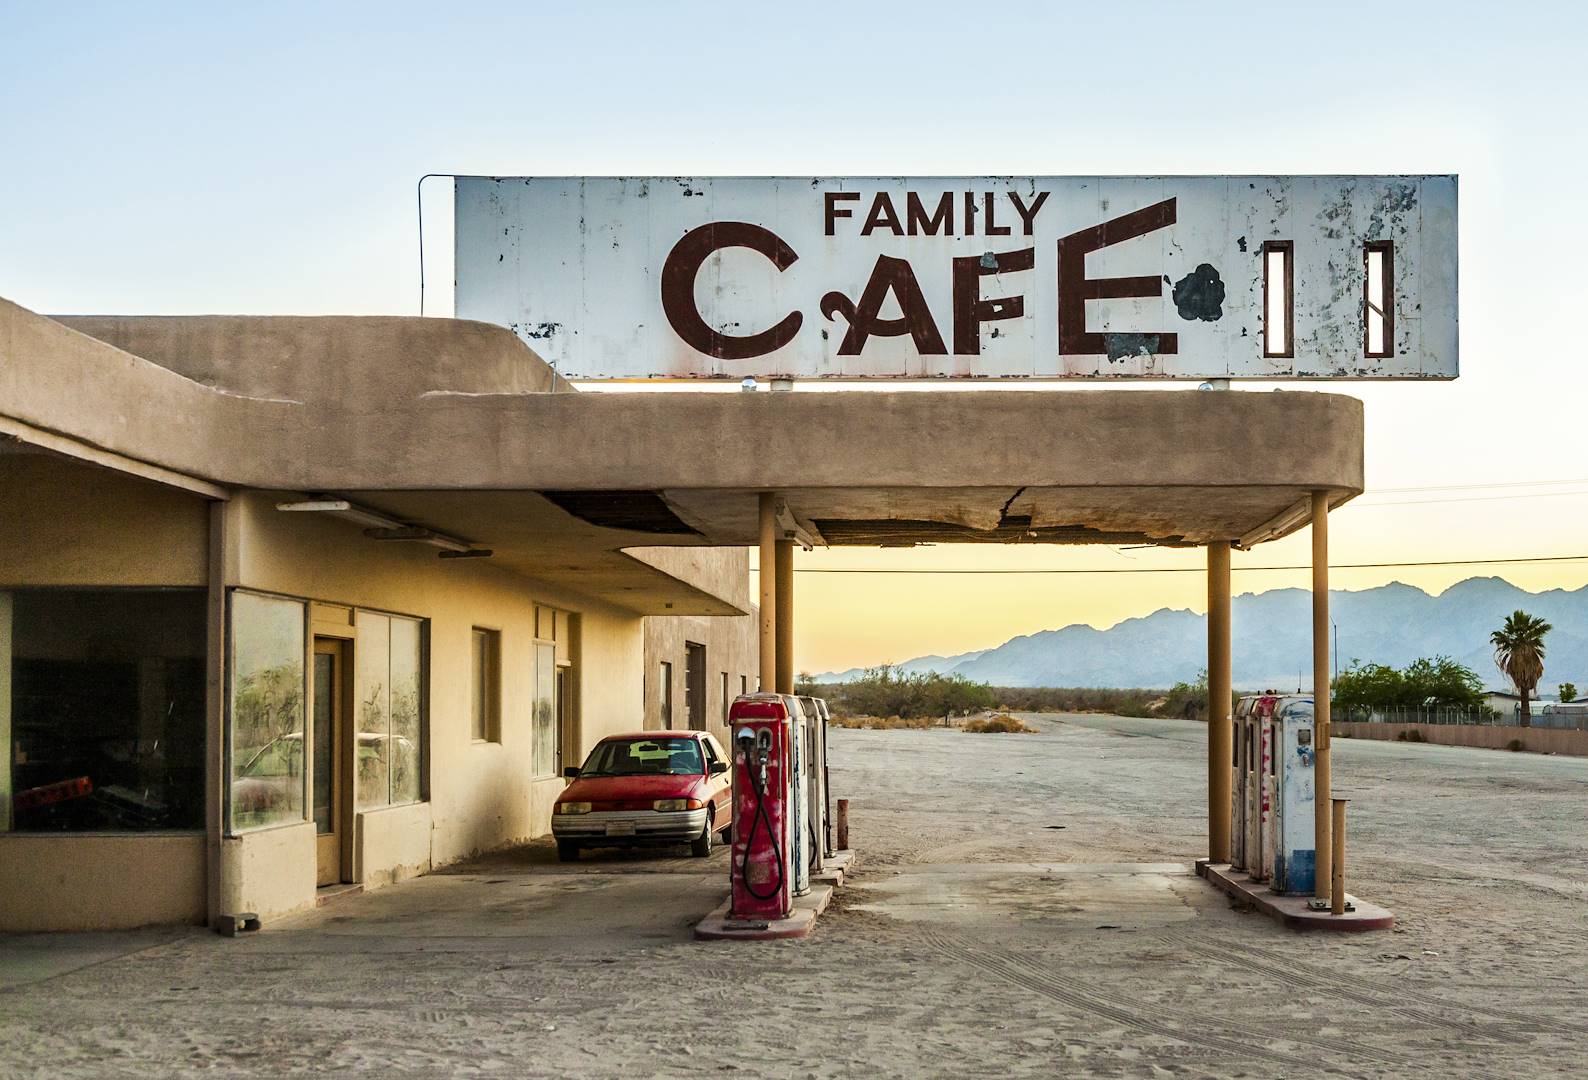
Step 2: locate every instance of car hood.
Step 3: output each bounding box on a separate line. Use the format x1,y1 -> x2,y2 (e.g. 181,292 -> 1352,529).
561,773 -> 703,802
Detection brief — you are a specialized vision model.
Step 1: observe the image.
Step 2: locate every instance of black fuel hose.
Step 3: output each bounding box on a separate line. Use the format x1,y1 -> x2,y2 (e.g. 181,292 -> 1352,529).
737,761 -> 786,902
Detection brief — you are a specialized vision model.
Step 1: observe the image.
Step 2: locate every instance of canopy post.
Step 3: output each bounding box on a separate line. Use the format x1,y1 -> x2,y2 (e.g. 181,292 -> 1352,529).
1312,490 -> 1333,902
758,493 -> 776,692
1207,540 -> 1232,863
775,538 -> 794,694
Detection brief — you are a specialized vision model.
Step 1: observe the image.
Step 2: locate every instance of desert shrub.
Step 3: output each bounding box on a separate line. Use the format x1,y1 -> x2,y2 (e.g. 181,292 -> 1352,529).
1506,738 -> 1524,752
1397,729 -> 1427,743
816,666 -> 996,720
807,676 -> 1248,725
829,714 -> 936,730
963,714 -> 1036,734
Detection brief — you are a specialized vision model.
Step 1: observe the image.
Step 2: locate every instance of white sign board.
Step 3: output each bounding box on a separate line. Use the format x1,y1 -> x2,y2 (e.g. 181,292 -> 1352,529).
454,176 -> 1457,380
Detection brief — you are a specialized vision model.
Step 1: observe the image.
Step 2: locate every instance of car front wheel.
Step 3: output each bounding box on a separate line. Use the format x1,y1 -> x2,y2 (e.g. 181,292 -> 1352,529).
691,811 -> 714,857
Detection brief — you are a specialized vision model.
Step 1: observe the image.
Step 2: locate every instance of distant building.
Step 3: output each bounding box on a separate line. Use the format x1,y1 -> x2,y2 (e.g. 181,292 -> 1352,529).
1483,690 -> 1526,719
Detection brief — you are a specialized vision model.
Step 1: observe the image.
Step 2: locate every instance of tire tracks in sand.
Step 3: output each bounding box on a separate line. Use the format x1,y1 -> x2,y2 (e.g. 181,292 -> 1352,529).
1156,926 -> 1588,1042
918,927 -> 1488,1078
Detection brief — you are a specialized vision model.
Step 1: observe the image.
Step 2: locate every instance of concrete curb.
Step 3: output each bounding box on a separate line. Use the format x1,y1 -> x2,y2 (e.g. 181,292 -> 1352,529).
694,849 -> 858,941
695,884 -> 833,941
1197,859 -> 1395,931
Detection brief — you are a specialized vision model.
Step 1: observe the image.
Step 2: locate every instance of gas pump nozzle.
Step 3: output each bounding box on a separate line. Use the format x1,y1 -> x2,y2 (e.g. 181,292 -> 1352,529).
755,729 -> 772,786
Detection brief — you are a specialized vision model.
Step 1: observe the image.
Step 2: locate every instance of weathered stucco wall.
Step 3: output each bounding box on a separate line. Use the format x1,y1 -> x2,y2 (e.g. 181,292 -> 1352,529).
229,493 -> 649,907
0,453 -> 209,586
220,821 -> 317,923
357,800 -> 434,889
643,608 -> 760,746
1336,722 -> 1588,758
0,834 -> 206,931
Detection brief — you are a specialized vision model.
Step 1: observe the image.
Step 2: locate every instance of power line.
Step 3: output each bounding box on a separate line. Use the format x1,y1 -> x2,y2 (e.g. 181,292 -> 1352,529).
1370,477 -> 1588,494
749,554 -> 1588,575
1355,489 -> 1588,508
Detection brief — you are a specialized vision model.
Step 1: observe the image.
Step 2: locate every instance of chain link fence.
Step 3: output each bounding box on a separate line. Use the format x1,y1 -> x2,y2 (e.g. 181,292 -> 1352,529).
1335,702 -> 1588,731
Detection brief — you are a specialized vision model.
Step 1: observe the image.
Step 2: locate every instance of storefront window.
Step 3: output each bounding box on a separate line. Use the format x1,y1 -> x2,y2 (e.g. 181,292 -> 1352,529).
533,642 -> 556,776
355,611 -> 424,809
229,592 -> 306,831
4,589 -> 206,832
390,617 -> 422,805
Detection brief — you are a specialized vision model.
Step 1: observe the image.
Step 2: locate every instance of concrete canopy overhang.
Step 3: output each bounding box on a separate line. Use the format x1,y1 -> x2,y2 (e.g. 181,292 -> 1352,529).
1,299 -> 1363,600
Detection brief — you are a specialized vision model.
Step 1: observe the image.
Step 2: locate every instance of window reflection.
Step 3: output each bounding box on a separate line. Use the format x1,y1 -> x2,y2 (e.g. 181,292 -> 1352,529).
229,592 -> 306,831
390,617 -> 422,805
355,612 -> 391,811
355,611 -> 424,809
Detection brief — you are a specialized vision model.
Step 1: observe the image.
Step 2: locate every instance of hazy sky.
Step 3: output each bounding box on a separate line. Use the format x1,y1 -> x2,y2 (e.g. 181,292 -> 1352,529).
5,2 -> 1587,673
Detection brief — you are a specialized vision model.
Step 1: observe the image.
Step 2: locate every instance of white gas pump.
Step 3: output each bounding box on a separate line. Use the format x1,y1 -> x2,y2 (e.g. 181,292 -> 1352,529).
1247,706 -> 1275,884
1232,694 -> 1280,883
798,695 -> 829,875
788,698 -> 810,897
1270,696 -> 1317,896
1230,698 -> 1250,871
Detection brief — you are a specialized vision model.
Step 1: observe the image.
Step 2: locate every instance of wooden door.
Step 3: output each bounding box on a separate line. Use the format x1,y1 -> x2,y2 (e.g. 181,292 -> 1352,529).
312,638 -> 349,887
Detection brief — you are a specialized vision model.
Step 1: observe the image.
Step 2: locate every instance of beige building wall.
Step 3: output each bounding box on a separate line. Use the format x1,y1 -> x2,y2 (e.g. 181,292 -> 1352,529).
643,596 -> 759,746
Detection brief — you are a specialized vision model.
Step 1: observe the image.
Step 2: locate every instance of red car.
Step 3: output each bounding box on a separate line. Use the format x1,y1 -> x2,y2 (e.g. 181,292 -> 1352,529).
552,731 -> 732,861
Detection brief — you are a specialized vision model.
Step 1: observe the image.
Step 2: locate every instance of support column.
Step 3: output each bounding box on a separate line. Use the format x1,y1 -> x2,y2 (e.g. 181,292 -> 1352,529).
1207,541 -> 1232,863
758,493 -> 777,693
206,499 -> 237,927
775,538 -> 794,694
1312,490 -> 1333,901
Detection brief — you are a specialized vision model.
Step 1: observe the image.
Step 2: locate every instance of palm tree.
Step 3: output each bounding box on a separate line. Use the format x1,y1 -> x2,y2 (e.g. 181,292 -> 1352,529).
1491,610 -> 1552,728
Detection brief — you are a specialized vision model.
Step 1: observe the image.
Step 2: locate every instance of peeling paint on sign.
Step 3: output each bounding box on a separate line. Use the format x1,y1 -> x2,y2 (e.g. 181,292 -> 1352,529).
454,176 -> 1458,380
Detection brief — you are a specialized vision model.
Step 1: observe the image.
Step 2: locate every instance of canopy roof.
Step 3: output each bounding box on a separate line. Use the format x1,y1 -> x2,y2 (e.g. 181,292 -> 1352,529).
1,300 -> 1363,610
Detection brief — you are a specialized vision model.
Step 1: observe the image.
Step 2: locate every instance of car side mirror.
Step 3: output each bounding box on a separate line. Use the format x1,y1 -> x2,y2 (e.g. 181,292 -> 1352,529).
562,767 -> 580,779
708,761 -> 728,776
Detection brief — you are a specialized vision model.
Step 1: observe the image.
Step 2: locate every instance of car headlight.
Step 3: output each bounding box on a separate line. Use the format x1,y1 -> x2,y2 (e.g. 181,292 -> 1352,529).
556,801 -> 592,815
653,798 -> 704,811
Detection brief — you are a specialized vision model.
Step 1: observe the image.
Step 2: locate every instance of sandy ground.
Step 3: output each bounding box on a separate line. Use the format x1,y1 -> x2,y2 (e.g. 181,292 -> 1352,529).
2,712 -> 1585,1078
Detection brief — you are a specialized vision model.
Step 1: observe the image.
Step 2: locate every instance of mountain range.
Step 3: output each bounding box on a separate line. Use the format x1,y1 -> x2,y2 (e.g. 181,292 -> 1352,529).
812,577 -> 1588,693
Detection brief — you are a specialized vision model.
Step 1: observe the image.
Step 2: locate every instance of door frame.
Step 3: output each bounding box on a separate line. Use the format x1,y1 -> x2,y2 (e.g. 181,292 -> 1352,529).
312,635 -> 355,886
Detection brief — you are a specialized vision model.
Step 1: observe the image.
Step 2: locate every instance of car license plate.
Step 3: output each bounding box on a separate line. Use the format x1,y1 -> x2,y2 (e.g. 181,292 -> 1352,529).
605,822 -> 636,837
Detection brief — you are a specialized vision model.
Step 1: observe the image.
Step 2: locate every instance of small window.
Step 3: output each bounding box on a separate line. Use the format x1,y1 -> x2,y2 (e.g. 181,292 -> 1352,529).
741,674 -> 749,697
659,661 -> 673,729
721,672 -> 731,721
471,628 -> 500,742
1262,241 -> 1293,358
1364,240 -> 1394,358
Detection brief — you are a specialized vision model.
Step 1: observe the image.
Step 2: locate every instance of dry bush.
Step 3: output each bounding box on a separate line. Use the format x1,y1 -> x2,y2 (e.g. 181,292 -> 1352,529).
963,714 -> 1037,734
830,714 -> 937,730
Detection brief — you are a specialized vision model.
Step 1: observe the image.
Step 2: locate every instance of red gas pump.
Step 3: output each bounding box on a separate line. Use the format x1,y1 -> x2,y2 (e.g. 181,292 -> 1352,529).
728,696 -> 792,921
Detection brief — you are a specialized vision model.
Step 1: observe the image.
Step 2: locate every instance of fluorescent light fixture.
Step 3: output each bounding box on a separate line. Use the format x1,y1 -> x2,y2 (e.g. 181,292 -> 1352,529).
275,494 -> 484,556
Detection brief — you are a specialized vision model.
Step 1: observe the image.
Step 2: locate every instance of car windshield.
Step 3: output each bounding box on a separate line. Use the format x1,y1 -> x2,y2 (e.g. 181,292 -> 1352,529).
580,737 -> 704,777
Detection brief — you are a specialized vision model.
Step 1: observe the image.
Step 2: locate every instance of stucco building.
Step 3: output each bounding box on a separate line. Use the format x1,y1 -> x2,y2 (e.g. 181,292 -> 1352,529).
1,291 -> 1366,931
0,301 -> 759,931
